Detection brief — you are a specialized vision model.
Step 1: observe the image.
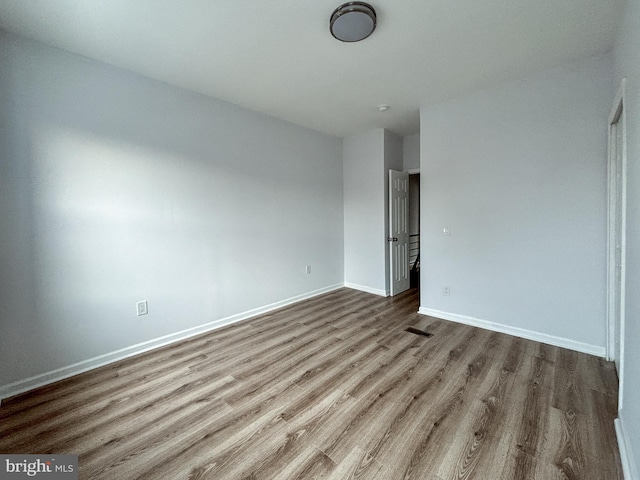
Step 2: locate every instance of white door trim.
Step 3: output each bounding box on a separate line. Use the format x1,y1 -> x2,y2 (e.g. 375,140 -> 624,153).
606,78 -> 627,410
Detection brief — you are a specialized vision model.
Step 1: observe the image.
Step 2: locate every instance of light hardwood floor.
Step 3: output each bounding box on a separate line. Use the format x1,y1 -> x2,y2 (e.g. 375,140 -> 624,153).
0,288 -> 622,479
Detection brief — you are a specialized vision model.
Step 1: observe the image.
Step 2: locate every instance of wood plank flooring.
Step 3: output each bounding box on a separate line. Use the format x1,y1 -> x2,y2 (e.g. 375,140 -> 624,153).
0,288 -> 622,479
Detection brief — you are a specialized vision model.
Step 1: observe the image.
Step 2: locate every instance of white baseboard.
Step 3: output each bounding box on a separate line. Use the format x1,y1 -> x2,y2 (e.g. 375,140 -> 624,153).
616,413 -> 639,480
344,282 -> 388,297
0,284 -> 344,401
418,307 -> 606,357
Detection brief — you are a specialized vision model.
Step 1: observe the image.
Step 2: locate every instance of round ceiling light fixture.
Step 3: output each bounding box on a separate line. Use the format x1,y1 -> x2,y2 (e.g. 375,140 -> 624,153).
378,104 -> 390,112
330,2 -> 377,43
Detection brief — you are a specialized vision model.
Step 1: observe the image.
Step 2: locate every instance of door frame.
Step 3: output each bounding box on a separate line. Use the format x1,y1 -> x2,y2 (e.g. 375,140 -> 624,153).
388,169 -> 410,296
606,78 -> 627,409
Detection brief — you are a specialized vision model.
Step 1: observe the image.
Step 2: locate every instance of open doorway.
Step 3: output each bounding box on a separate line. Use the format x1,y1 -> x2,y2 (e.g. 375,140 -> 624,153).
409,173 -> 420,288
388,170 -> 420,296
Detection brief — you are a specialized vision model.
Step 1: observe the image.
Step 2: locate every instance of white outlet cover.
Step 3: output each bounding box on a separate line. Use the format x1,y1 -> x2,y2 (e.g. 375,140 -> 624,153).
136,300 -> 148,316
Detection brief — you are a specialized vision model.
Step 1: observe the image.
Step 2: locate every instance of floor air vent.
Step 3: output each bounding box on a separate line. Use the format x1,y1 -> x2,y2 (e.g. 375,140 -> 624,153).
405,327 -> 433,337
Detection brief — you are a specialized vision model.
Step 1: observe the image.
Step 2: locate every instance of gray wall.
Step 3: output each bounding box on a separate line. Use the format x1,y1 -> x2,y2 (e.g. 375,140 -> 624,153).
420,53 -> 612,352
343,129 -> 402,296
614,0 -> 640,474
343,129 -> 386,295
0,31 -> 344,387
403,134 -> 420,171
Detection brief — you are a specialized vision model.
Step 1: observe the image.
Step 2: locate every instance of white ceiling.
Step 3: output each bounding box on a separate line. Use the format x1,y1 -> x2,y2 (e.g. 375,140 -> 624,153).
0,0 -> 622,137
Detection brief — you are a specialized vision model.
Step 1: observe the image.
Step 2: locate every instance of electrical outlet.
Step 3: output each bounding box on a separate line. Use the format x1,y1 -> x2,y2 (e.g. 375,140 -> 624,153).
442,286 -> 450,296
305,265 -> 312,274
136,300 -> 148,316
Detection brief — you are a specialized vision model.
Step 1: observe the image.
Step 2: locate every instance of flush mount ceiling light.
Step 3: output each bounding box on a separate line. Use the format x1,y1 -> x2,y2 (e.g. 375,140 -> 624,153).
330,2 -> 377,43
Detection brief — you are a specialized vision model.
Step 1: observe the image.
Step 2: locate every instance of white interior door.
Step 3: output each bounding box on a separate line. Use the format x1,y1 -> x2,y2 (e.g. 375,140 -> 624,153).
607,80 -> 626,410
613,120 -> 623,371
389,170 -> 410,296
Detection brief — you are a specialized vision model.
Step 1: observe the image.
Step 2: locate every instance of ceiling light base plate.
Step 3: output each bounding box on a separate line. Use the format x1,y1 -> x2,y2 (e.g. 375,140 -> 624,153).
330,2 -> 377,43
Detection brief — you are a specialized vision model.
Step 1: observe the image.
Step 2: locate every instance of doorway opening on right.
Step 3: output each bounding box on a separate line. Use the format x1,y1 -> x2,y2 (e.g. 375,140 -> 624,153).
409,173 -> 420,289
